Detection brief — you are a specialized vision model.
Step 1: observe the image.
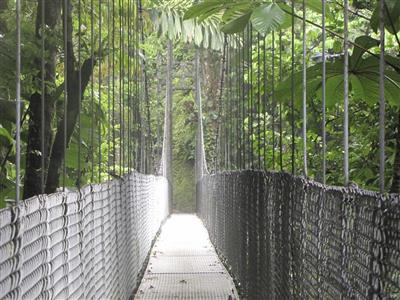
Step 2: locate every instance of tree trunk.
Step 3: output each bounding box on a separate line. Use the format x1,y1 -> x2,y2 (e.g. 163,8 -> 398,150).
23,0 -> 62,199
45,1 -> 95,194
391,109 -> 400,194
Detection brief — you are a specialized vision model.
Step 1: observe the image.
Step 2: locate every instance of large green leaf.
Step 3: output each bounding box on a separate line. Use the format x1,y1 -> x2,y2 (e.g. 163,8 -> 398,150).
317,74 -> 344,107
384,70 -> 400,107
250,3 -> 286,36
370,0 -> 400,34
350,36 -> 379,69
350,74 -> 365,102
220,11 -> 252,34
221,2 -> 255,23
0,125 -> 13,145
305,0 -> 323,14
183,1 -> 228,20
305,0 -> 332,16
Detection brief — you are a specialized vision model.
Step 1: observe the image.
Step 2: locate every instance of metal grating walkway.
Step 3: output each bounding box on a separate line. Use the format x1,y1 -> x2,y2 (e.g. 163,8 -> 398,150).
135,214 -> 239,300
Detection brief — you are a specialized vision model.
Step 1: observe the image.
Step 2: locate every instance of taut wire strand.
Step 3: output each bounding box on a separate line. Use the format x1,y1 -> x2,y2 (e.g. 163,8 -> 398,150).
343,0 -> 350,185
263,34 -> 267,169
63,0 -> 68,191
271,31 -> 275,170
291,0 -> 295,175
322,0 -> 327,184
257,32 -> 261,169
279,30 -> 283,171
99,0 -> 103,182
302,0 -> 307,177
90,0 -> 95,182
78,0 -> 82,187
249,26 -> 254,169
379,0 -> 386,193
16,0 -> 21,203
41,0 -> 45,193
107,0 -> 111,180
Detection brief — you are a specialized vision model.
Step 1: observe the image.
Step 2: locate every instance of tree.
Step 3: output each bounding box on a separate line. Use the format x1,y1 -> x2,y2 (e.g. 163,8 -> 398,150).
24,0 -> 95,197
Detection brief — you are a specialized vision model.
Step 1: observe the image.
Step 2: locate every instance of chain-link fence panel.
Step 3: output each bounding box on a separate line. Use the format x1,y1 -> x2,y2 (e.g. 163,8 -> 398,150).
0,172 -> 169,300
197,170 -> 400,300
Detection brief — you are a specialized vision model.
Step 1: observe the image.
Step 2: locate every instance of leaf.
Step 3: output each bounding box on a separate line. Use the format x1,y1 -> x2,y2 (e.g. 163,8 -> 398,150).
0,125 -> 13,145
220,11 -> 252,34
194,23 -> 203,46
182,19 -> 195,42
276,3 -> 293,30
350,74 -> 365,101
250,3 -> 286,36
305,0 -> 332,16
174,11 -> 182,38
317,74 -> 344,107
350,36 -> 379,69
385,55 -> 400,72
222,2 -> 254,23
183,1 -> 227,21
356,73 -> 380,106
161,10 -> 169,37
370,0 -> 400,34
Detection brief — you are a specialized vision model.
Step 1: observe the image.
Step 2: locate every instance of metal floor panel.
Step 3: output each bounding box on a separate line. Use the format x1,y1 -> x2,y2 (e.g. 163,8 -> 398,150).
135,214 -> 239,300
147,256 -> 225,274
135,273 -> 237,300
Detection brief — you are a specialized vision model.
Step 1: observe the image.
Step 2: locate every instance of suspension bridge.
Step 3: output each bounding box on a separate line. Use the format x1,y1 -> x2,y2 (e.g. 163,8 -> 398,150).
1,0 -> 400,299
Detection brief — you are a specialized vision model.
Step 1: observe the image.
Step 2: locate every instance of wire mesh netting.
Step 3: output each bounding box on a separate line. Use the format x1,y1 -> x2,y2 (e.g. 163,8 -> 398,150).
197,170 -> 400,300
0,172 -> 169,300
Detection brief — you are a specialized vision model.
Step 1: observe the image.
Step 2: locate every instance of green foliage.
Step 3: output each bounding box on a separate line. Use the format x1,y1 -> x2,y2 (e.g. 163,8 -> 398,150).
250,3 -> 290,35
370,0 -> 400,34
184,0 -> 331,35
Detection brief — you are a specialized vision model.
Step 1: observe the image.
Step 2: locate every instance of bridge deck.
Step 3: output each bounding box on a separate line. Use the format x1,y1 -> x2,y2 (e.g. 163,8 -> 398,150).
135,214 -> 239,300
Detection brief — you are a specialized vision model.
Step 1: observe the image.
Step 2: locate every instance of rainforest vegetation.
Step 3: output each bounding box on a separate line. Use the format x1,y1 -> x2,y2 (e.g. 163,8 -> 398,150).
0,0 -> 399,209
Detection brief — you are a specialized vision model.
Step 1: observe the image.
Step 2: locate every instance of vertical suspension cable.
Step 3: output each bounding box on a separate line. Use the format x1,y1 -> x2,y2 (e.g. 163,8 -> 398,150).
111,0 -> 117,175
78,0 -> 82,187
242,31 -> 246,169
322,0 -> 327,184
279,30 -> 283,171
271,31 -> 275,170
112,0 -> 116,175
98,0 -> 102,181
139,0 -> 151,173
127,0 -> 131,172
343,0 -> 349,185
263,35 -> 267,169
41,0 -> 45,193
135,3 -> 140,171
379,0 -> 386,193
226,41 -> 231,169
138,0 -> 144,172
135,4 -> 141,171
63,0 -> 68,191
257,33 -> 261,169
90,0 -> 95,182
290,0 -> 295,175
15,0 -> 21,203
249,26 -> 254,169
120,0 -> 124,175
216,36 -> 227,172
302,0 -> 307,177
236,37 -> 241,169
107,0 -> 111,180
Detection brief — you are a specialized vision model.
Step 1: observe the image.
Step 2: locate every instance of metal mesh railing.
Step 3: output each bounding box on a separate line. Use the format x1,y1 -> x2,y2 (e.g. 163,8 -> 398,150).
197,170 -> 400,300
0,172 -> 169,300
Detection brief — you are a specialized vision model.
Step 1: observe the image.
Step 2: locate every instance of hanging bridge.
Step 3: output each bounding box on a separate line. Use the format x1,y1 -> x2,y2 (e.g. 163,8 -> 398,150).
1,0 -> 400,300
